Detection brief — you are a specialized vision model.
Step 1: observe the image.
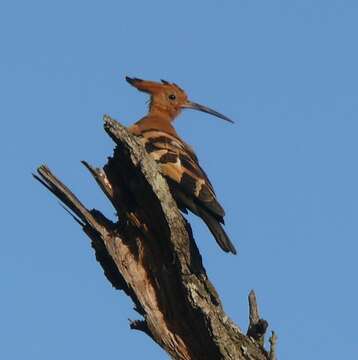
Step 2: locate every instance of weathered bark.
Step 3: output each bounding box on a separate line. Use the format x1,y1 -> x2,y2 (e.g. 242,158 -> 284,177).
34,115 -> 276,360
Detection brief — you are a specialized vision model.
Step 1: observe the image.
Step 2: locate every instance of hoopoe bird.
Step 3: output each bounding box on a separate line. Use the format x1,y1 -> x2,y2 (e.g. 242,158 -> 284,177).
126,77 -> 237,254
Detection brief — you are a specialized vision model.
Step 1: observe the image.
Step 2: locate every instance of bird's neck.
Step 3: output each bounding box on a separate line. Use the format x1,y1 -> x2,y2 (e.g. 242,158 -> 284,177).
130,109 -> 179,137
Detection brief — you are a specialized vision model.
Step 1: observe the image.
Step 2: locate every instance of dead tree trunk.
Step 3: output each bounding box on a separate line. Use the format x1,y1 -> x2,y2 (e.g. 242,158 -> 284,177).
34,115 -> 276,360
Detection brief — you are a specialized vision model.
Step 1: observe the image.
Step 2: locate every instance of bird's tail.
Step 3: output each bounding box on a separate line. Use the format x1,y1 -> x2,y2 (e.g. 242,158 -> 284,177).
197,207 -> 237,255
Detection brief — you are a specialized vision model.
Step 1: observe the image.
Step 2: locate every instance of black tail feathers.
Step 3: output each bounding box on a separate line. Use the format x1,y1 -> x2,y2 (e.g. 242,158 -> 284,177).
170,186 -> 237,254
197,207 -> 237,255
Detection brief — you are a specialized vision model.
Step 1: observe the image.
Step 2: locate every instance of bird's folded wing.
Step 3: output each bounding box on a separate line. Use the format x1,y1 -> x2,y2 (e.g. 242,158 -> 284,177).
139,130 -> 225,219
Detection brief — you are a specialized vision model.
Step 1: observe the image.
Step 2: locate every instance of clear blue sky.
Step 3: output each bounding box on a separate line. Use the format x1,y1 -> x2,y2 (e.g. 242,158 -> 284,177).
1,1 -> 357,359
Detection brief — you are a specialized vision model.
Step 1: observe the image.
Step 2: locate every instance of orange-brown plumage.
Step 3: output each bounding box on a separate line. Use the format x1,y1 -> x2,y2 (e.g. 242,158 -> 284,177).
126,77 -> 237,254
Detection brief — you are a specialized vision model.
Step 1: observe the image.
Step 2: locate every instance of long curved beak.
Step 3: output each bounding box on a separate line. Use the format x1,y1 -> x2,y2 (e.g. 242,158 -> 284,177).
182,101 -> 234,123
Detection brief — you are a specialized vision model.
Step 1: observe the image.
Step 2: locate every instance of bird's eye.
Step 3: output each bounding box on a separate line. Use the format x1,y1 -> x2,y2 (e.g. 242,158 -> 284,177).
168,94 -> 176,100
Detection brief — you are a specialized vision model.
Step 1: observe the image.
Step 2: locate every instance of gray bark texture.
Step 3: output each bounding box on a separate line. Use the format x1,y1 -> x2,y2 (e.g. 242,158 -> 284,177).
34,115 -> 276,360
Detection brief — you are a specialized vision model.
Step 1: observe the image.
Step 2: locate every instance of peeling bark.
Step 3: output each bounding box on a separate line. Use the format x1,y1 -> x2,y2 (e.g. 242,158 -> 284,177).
34,115 -> 275,360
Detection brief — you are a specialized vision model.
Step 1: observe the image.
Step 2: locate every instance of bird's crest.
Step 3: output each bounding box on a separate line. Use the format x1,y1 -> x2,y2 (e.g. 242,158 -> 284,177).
126,77 -> 184,94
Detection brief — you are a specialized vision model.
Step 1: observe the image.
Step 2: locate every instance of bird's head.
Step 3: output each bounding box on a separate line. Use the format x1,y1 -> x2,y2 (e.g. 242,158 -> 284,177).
126,76 -> 233,123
